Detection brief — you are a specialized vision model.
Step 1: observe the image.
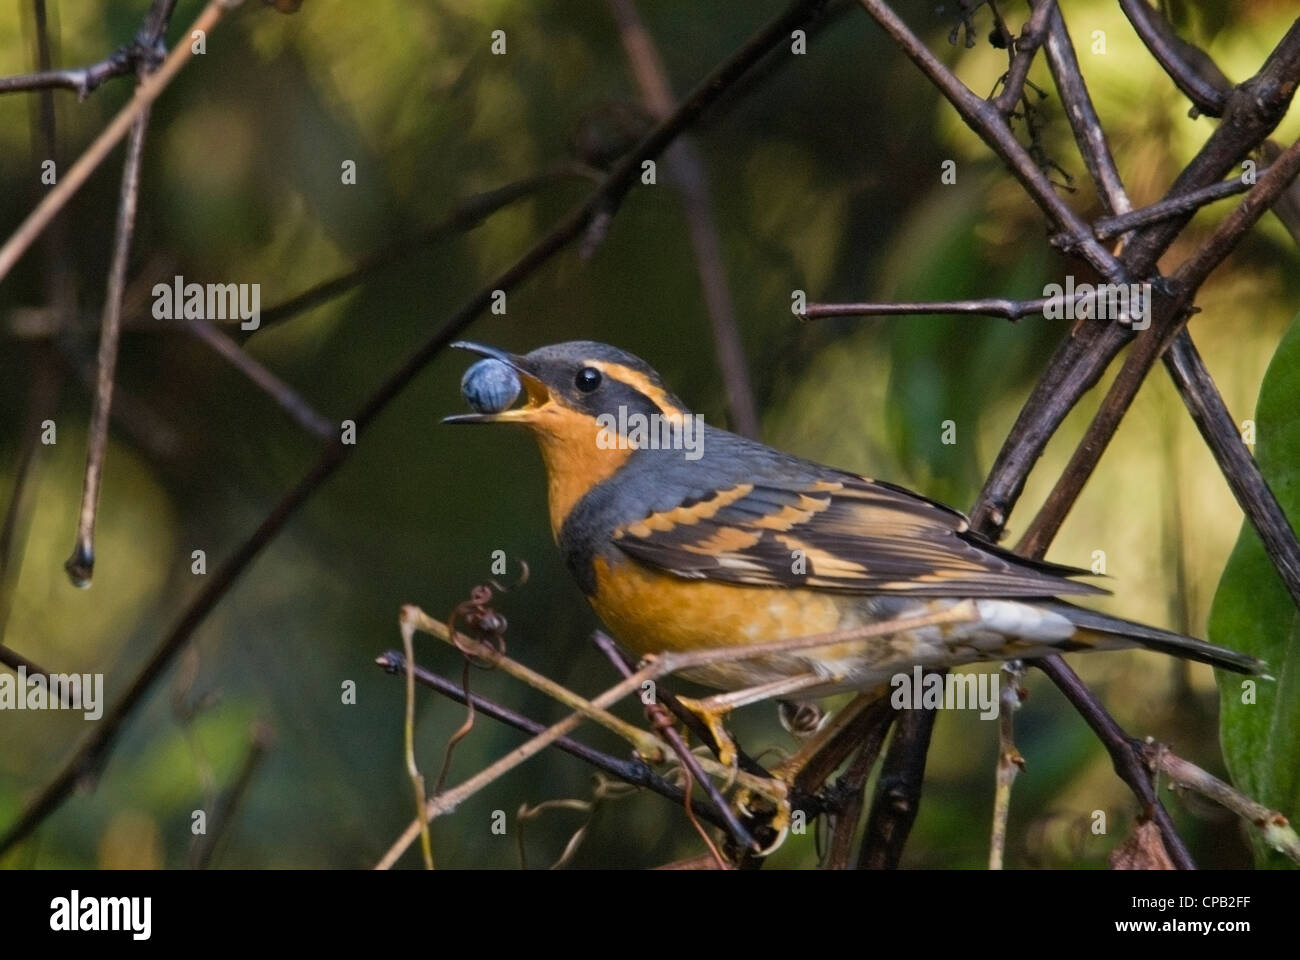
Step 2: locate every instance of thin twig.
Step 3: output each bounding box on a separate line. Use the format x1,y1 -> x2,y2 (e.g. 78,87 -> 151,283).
608,0 -> 759,438
1039,2 -> 1129,217
0,0 -> 243,284
988,662 -> 1025,869
1143,741 -> 1300,864
991,0 -> 1054,117
65,106 -> 152,587
1037,656 -> 1194,868
399,611 -> 434,870
1088,176 -> 1256,240
1163,334 -> 1300,609
1118,0 -> 1231,116
183,317 -> 333,438
806,296 -> 1048,321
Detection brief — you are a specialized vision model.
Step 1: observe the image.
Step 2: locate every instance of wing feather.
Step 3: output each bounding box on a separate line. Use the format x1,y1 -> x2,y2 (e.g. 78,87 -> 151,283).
611,476 -> 1105,598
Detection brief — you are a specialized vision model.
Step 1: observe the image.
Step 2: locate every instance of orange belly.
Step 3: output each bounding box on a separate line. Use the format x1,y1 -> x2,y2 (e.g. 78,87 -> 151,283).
589,553 -> 876,691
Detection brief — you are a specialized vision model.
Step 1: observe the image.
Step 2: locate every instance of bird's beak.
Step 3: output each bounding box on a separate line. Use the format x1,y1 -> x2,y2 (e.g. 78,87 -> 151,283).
442,341 -> 552,424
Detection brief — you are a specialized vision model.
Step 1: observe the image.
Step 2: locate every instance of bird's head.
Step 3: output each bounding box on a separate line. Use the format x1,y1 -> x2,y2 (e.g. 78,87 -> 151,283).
445,340 -> 695,531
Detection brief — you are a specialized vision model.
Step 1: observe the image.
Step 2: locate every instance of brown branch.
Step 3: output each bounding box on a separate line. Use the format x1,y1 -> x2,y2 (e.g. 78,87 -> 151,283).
1088,175 -> 1256,240
1164,334 -> 1300,607
1118,0 -> 1232,117
0,0 -> 240,285
64,106 -> 151,587
806,296 -> 1049,321
1040,3 -> 1129,217
0,0 -> 831,857
183,317 -> 333,439
991,1 -> 1054,117
0,0 -> 176,98
609,0 -> 759,438
1037,657 -> 1194,868
858,693 -> 941,869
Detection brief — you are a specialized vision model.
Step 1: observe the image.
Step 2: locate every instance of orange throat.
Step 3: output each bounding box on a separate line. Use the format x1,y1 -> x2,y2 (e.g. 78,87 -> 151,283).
526,406 -> 633,537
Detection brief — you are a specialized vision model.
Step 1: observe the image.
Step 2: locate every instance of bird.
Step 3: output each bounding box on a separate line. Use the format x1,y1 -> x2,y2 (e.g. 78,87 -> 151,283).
444,340 -> 1261,757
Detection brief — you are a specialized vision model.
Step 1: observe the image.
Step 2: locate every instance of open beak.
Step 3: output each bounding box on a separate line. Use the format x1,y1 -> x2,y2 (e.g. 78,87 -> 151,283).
442,341 -> 551,424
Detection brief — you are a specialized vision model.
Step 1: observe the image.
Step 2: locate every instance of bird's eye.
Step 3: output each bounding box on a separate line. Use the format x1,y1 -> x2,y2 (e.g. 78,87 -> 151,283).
575,366 -> 602,392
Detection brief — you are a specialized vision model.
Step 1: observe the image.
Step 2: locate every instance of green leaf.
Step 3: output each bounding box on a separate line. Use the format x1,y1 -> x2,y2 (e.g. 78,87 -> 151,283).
1211,314 -> 1300,869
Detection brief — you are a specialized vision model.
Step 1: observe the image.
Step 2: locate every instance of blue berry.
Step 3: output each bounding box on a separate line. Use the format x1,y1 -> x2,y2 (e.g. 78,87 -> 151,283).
461,358 -> 521,414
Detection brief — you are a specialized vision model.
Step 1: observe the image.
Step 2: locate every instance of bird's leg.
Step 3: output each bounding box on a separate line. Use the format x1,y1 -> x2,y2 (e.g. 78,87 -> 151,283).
677,672 -> 835,770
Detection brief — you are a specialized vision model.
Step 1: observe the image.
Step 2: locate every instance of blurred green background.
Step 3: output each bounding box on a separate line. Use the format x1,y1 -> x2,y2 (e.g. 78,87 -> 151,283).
2,0 -> 1298,869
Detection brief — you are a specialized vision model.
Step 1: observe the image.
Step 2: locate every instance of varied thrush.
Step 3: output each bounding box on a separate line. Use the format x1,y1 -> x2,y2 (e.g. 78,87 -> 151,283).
445,340 -> 1260,748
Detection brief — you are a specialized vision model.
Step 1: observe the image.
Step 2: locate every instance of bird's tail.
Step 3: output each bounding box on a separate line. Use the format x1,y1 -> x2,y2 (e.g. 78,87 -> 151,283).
1045,600 -> 1265,675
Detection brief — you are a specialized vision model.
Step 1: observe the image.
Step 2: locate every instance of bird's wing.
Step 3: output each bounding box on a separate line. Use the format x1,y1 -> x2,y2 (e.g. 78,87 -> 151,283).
611,475 -> 1106,597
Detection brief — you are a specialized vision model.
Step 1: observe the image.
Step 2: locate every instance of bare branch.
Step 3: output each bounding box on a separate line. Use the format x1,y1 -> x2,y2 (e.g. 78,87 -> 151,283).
183,317 -> 333,439
1119,0 -> 1232,117
0,0 -> 243,284
609,0 -> 759,438
65,107 -> 151,587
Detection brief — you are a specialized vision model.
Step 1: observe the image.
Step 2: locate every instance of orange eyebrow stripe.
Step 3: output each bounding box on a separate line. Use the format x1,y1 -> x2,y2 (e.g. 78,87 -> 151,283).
588,361 -> 687,420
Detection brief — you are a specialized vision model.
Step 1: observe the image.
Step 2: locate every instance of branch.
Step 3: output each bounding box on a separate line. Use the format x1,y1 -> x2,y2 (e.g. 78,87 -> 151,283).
991,0 -> 1054,117
183,317 -> 334,439
1144,741 -> 1300,864
806,295 -> 1049,321
1163,334 -> 1300,608
1087,175 -> 1255,240
609,0 -> 759,438
0,0 -> 242,284
857,694 -> 941,869
65,105 -> 152,587
1118,0 -> 1231,117
1039,2 -> 1129,216
1037,657 -> 1194,868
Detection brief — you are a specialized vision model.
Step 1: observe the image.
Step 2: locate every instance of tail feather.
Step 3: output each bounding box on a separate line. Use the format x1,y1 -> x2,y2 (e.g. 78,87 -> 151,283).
1045,600 -> 1265,675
